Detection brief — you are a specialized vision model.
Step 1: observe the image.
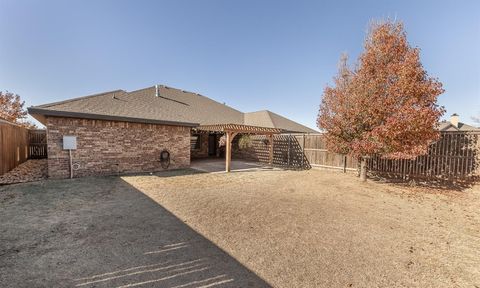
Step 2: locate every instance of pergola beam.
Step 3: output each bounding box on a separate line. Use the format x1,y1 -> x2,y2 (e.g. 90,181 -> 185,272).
196,123 -> 282,134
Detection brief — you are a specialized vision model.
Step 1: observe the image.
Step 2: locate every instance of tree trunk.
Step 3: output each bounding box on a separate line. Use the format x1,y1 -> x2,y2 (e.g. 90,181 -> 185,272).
359,157 -> 367,181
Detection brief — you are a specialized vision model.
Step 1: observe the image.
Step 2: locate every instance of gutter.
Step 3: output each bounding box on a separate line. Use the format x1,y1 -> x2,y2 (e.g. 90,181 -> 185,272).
27,107 -> 199,128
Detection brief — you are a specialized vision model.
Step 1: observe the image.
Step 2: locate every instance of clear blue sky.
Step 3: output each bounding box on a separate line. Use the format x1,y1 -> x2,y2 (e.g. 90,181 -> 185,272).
1,0 -> 479,129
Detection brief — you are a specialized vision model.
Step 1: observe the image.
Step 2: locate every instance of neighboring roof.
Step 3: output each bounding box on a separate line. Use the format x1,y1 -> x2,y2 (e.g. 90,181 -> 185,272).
29,85 -> 317,133
438,121 -> 480,132
244,110 -> 318,133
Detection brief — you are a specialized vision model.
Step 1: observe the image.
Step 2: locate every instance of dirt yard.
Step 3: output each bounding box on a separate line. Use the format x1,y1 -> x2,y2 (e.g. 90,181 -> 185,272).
1,169 -> 479,287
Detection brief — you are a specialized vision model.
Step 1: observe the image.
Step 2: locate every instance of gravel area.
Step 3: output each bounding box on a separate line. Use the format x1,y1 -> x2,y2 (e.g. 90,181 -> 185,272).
0,159 -> 47,185
0,169 -> 479,287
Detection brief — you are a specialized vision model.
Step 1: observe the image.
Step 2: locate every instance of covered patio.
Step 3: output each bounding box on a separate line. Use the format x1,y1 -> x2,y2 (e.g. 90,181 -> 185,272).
194,123 -> 283,172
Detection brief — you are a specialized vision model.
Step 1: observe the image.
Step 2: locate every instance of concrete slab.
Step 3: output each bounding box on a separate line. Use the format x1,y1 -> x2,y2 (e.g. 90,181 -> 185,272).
190,158 -> 276,173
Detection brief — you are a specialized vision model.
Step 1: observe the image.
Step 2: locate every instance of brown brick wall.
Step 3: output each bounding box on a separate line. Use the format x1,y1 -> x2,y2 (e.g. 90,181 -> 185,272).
46,116 -> 191,179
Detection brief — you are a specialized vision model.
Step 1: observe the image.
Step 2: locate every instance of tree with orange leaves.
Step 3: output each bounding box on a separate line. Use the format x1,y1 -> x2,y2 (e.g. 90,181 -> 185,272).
318,20 -> 445,181
0,91 -> 36,128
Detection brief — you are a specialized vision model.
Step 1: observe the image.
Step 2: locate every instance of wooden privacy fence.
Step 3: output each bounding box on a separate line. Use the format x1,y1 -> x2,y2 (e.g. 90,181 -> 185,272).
234,132 -> 480,181
299,133 -> 358,172
0,120 -> 47,175
367,132 -> 480,181
0,119 -> 29,175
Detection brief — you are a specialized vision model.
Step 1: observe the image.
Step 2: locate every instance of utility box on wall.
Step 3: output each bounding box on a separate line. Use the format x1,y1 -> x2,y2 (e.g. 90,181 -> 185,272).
63,136 -> 77,150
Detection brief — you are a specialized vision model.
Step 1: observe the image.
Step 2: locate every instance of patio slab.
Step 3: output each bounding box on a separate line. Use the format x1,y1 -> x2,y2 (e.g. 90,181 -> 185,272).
190,158 -> 276,173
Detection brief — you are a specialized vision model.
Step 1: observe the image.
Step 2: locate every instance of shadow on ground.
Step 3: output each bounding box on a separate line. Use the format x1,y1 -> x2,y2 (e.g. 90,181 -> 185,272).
0,174 -> 271,288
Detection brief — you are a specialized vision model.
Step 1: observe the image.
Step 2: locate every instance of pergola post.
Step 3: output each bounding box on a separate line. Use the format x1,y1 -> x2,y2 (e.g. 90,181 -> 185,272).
225,131 -> 238,172
268,134 -> 274,166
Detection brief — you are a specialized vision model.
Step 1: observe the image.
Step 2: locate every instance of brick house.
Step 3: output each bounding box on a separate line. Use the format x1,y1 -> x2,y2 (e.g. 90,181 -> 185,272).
28,85 -> 316,178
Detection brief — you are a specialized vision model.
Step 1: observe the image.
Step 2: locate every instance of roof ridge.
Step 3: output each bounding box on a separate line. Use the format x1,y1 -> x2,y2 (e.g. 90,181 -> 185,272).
33,89 -> 125,108
245,109 -> 269,113
160,84 -> 245,114
264,110 -> 276,127
244,110 -> 275,127
126,84 -> 245,116
126,86 -> 155,94
248,110 -> 318,133
157,84 -> 198,96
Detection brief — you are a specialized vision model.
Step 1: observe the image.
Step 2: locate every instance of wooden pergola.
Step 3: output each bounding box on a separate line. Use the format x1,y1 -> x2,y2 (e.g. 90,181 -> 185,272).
195,124 -> 283,172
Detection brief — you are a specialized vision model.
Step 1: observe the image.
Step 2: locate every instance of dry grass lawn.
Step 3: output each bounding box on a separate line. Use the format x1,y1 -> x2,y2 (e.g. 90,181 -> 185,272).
123,169 -> 480,288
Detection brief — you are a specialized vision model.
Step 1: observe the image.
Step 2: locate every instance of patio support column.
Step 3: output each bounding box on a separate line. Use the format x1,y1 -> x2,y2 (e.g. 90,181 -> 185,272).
268,134 -> 274,166
226,132 -> 231,172
225,131 -> 238,172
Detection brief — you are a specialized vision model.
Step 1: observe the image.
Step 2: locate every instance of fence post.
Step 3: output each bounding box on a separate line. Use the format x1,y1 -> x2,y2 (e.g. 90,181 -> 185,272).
287,134 -> 291,168
302,134 -> 305,168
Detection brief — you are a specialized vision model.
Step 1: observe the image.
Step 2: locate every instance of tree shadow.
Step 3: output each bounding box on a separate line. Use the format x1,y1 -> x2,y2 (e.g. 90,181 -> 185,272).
0,176 -> 271,288
149,168 -> 206,178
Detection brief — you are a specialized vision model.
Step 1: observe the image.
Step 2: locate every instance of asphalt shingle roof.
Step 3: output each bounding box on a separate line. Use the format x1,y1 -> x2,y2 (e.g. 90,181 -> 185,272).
29,85 -> 317,133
